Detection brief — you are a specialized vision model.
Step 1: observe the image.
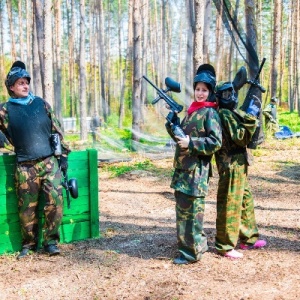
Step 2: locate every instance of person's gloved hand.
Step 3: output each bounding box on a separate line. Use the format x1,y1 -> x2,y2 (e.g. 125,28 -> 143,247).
176,135 -> 190,149
246,99 -> 260,117
59,156 -> 68,172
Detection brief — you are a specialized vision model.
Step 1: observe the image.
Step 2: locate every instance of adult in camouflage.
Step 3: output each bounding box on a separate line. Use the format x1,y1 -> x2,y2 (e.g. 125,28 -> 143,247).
0,61 -> 70,258
214,81 -> 267,259
166,64 -> 222,265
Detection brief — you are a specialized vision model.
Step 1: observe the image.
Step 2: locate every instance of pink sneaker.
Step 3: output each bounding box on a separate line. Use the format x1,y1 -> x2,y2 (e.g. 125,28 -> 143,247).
240,239 -> 267,250
224,249 -> 243,259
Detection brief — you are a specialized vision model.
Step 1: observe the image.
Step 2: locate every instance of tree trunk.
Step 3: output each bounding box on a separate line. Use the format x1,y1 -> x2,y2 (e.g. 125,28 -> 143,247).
18,1 -> 24,61
141,0 -> 149,125
54,0 -> 62,121
132,0 -> 142,148
97,0 -> 107,122
185,0 -> 194,103
0,2 -> 6,98
193,0 -> 204,72
32,13 -> 43,98
6,1 -> 16,60
79,0 -> 88,140
270,0 -> 281,99
26,0 -> 33,77
203,0 -> 211,63
43,1 -> 54,106
32,0 -> 45,94
118,0 -> 133,129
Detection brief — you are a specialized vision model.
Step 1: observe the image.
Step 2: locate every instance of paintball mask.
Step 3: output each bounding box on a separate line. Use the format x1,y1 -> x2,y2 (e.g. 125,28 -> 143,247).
5,66 -> 31,97
216,66 -> 248,110
216,82 -> 238,110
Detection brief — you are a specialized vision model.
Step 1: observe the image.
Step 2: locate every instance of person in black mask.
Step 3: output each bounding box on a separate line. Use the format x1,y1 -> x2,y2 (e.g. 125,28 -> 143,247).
0,61 -> 70,259
214,80 -> 266,259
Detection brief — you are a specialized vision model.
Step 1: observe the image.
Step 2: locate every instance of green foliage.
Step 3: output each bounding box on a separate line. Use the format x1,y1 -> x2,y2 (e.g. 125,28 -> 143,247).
278,111 -> 300,132
103,159 -> 173,179
104,159 -> 153,177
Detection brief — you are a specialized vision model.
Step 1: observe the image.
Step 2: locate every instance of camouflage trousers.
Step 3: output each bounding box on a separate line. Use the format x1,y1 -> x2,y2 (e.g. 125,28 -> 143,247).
175,190 -> 208,262
15,155 -> 63,249
215,163 -> 259,253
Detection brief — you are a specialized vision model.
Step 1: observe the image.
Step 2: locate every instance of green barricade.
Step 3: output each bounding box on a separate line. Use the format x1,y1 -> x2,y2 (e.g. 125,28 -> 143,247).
0,149 -> 100,255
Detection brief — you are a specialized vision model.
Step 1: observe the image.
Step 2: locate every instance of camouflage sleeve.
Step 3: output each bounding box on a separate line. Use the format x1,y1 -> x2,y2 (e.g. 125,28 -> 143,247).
189,108 -> 222,156
262,104 -> 272,119
0,103 -> 13,146
220,109 -> 257,147
44,101 -> 71,156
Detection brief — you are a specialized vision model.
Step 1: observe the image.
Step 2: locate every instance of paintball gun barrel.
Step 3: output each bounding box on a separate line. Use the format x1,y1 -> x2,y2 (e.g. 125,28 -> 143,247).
240,58 -> 266,112
142,76 -> 186,138
240,58 -> 266,149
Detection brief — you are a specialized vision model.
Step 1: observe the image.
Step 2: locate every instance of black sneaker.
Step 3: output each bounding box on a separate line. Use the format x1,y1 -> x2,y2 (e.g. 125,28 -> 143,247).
17,247 -> 36,259
173,254 -> 196,265
44,244 -> 60,256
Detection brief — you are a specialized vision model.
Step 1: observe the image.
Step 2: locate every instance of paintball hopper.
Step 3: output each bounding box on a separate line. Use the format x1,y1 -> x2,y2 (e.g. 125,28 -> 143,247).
232,66 -> 247,91
67,178 -> 78,199
165,77 -> 181,93
62,174 -> 79,199
151,77 -> 181,105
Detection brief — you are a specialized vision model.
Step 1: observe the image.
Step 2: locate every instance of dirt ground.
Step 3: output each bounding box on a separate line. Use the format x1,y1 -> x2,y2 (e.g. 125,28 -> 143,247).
0,139 -> 299,300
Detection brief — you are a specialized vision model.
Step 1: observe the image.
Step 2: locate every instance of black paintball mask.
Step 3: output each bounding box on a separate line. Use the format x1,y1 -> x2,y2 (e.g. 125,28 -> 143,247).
216,82 -> 238,110
216,66 -> 248,110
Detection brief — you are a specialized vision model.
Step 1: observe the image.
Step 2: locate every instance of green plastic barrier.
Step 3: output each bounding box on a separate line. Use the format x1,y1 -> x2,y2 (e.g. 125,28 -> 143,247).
0,149 -> 100,255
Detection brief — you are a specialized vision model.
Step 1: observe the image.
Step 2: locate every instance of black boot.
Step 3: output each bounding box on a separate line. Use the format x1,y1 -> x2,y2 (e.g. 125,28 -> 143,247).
44,244 -> 60,256
17,246 -> 36,259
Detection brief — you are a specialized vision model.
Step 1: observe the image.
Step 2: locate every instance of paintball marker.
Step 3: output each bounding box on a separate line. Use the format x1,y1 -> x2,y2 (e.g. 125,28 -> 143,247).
240,58 -> 266,111
142,76 -> 186,138
240,58 -> 266,149
61,168 -> 78,209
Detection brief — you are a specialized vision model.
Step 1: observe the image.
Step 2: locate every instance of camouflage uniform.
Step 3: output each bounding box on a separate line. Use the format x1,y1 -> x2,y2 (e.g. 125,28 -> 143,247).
263,102 -> 279,135
215,109 -> 260,254
0,99 -> 70,249
166,107 -> 222,262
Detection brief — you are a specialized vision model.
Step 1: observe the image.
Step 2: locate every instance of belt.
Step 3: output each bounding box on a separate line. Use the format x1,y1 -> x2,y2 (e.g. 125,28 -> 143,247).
17,155 -> 53,164
228,148 -> 246,156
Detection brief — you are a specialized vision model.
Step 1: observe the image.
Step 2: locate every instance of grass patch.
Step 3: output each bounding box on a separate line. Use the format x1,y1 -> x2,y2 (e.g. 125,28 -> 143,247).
102,159 -> 173,178
278,110 -> 300,132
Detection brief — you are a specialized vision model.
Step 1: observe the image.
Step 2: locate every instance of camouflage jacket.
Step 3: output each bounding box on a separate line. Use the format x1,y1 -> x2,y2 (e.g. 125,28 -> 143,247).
263,103 -> 277,124
0,96 -> 70,157
166,107 -> 222,197
215,108 -> 257,174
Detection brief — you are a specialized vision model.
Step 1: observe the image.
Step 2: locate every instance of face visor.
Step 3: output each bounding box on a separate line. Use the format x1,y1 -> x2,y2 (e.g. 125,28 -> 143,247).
216,82 -> 238,110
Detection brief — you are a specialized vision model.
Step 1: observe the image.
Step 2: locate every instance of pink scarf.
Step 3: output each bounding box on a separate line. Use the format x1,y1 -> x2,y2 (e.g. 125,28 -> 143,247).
187,101 -> 218,115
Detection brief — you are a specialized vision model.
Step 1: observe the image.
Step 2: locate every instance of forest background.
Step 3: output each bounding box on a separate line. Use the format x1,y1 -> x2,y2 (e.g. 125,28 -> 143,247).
0,0 -> 299,150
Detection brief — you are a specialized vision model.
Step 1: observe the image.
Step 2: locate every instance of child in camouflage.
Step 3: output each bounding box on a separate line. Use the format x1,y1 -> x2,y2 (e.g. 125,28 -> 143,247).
166,64 -> 222,264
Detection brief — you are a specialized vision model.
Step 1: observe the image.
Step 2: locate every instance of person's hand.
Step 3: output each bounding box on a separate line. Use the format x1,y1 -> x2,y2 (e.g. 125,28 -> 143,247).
176,135 -> 190,149
246,99 -> 260,117
59,156 -> 68,172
